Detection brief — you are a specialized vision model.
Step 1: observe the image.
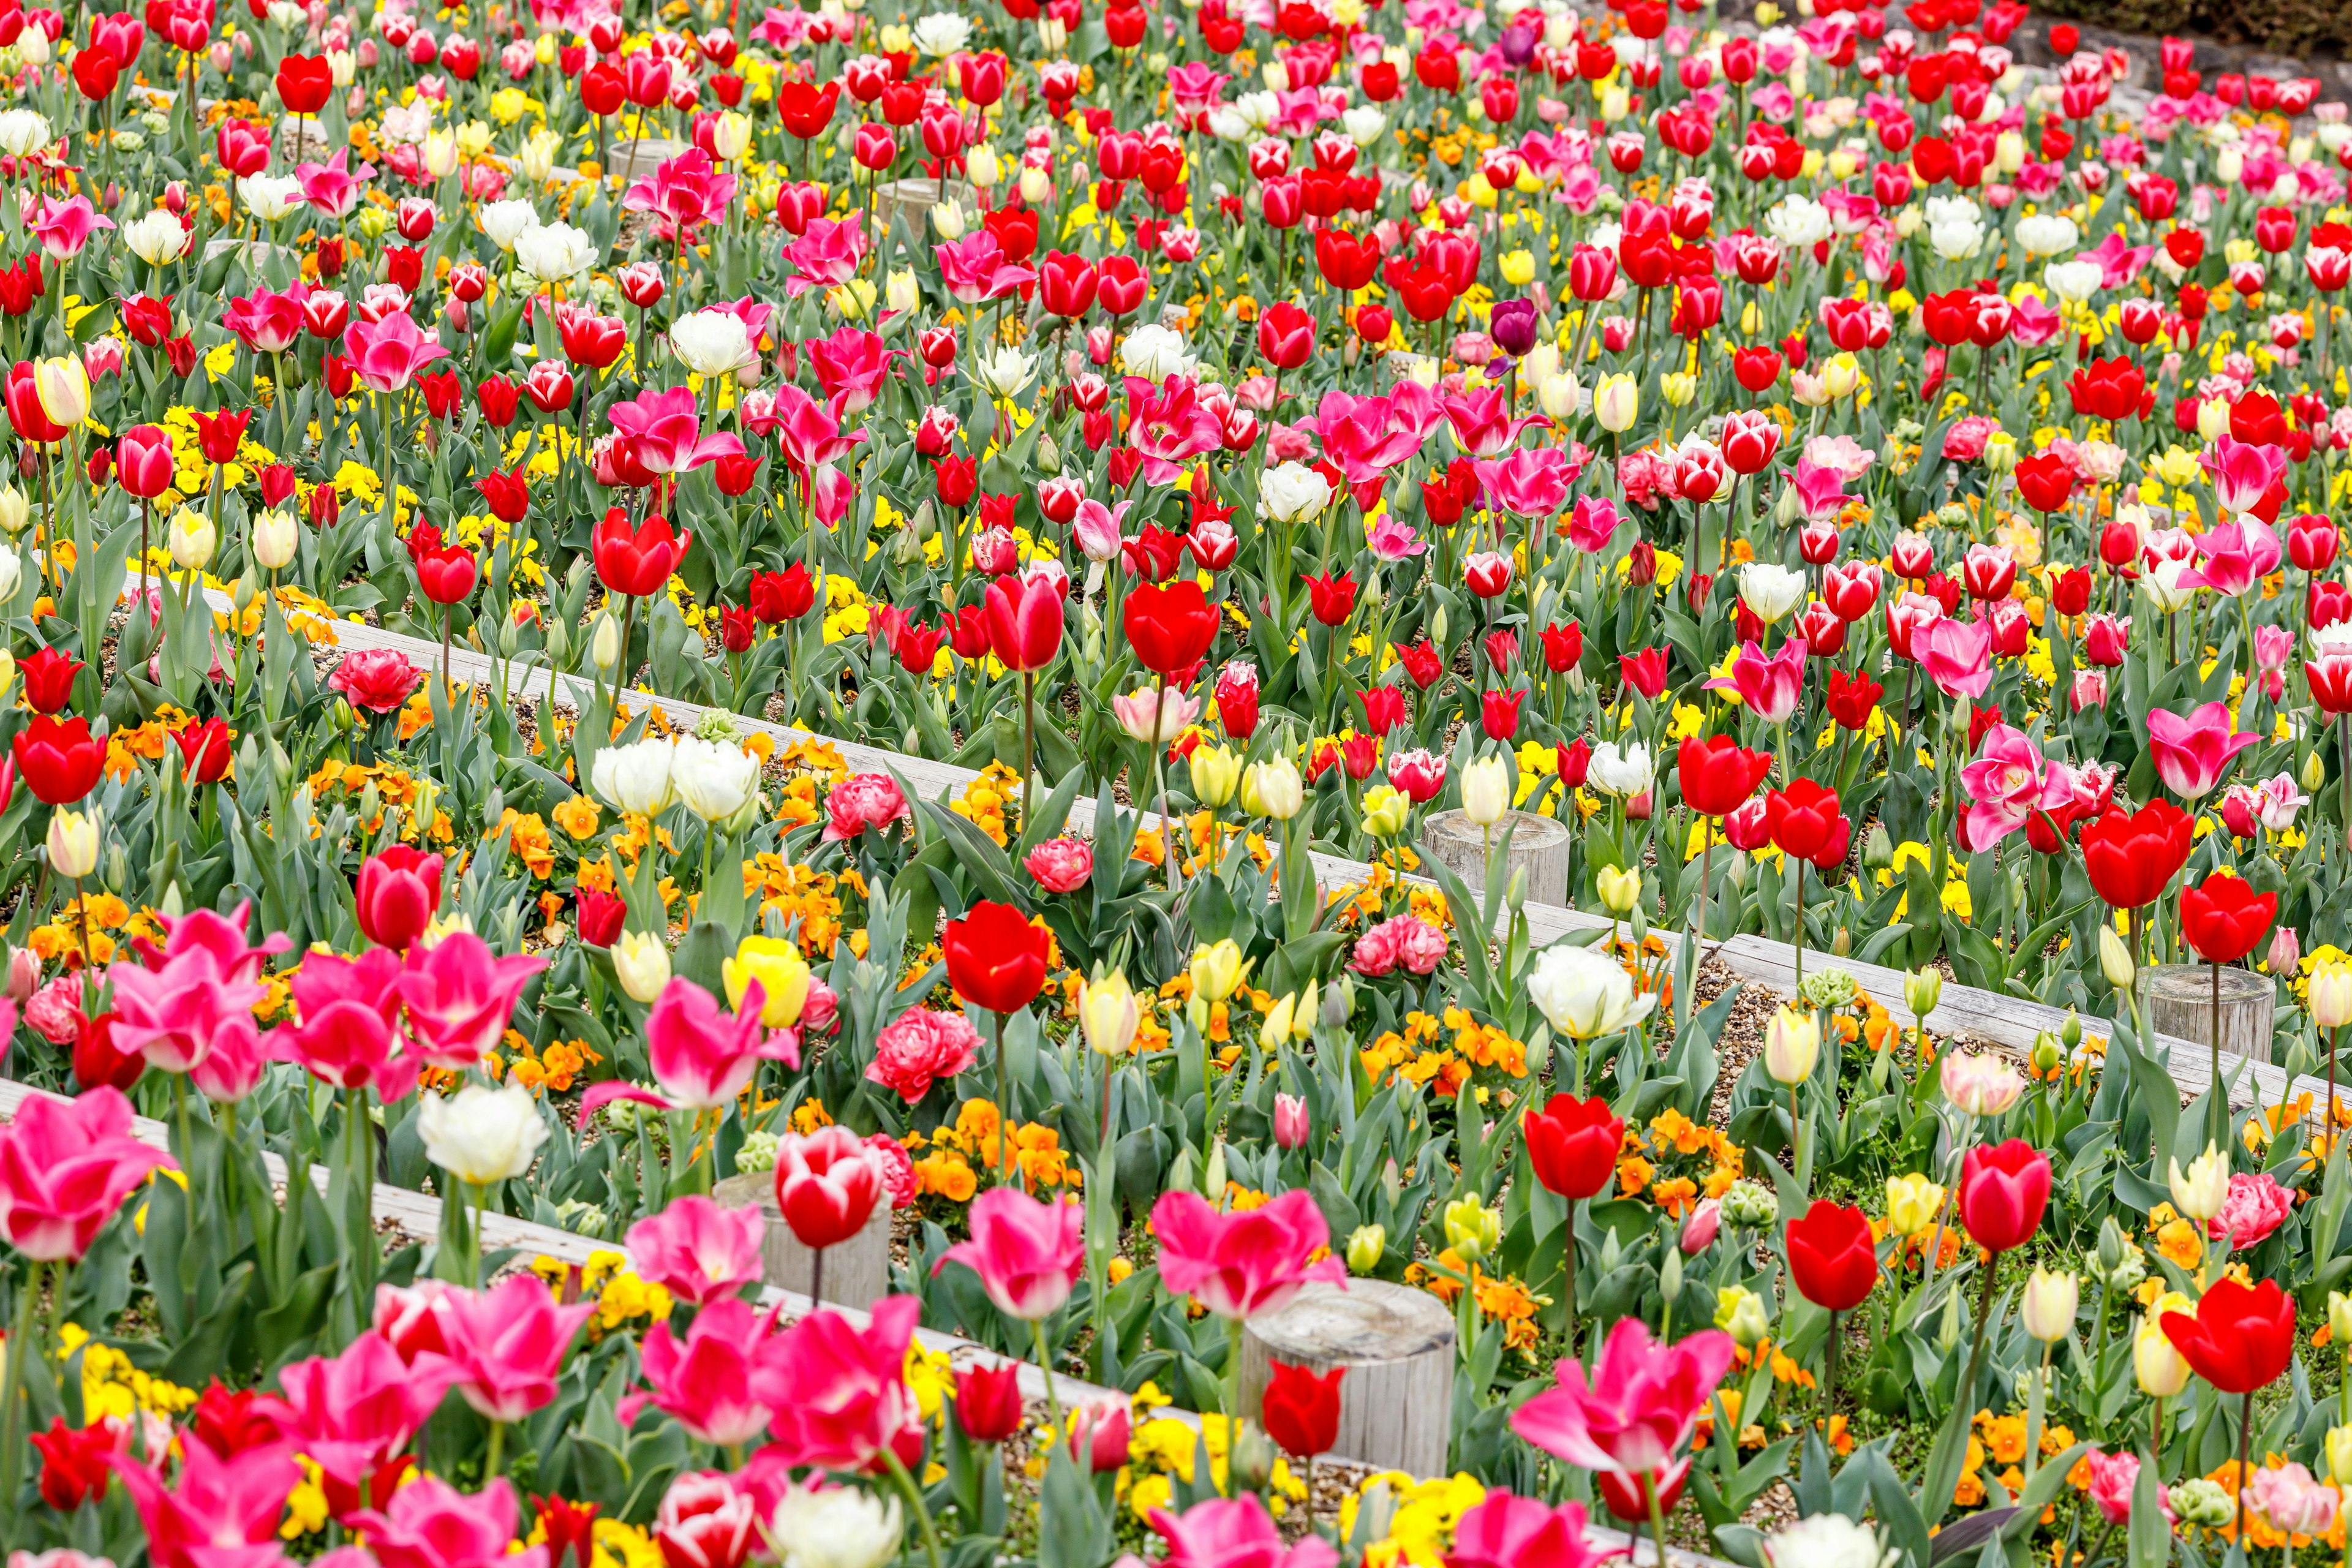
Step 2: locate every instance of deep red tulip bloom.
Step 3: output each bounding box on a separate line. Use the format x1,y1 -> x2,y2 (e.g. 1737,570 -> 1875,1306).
943,899 -> 1051,1015
1261,1360 -> 1344,1458
1256,301 -> 1316,370
750,565 -> 815,625
2180,875 -> 2277,965
1303,571 -> 1357,627
574,886 -> 625,948
1785,1200 -> 1878,1311
12,714 -> 105,804
30,1415 -> 116,1510
1676,734 -> 1771,818
2162,1277 -> 2296,1394
954,1362 -> 1025,1444
1121,579 -> 1221,678
1766,779 -> 1845,865
2078,802 -> 2194,910
1525,1093 -> 1623,1201
192,407 -> 250,465
592,508 -> 691,598
1957,1139 -> 2051,1254
985,575 -> 1064,673
355,845 -> 444,951
414,541 -> 479,606
276,53 -> 334,114
172,717 -> 233,785
18,646 -> 83,714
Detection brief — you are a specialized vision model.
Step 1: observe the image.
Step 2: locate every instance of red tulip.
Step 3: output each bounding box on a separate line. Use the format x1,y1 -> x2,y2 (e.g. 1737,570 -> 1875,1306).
1121,579 -> 1221,678
12,714 -> 105,804
172,717 -> 233,785
1957,1139 -> 2051,1254
1256,301 -> 1315,370
18,647 -> 83,714
2078,802 -> 2193,910
943,899 -> 1051,1015
1785,1200 -> 1878,1311
574,887 -> 625,948
954,1363 -> 1024,1444
1524,1093 -> 1622,1201
1766,779 -> 1847,869
356,846 -> 445,951
414,541 -> 478,606
2162,1277 -> 2295,1394
275,53 -> 333,114
1676,734 -> 1772,818
985,575 -> 1064,673
2180,874 -> 2277,965
592,508 -> 691,598
774,1126 -> 883,1251
1260,1361 -> 1344,1458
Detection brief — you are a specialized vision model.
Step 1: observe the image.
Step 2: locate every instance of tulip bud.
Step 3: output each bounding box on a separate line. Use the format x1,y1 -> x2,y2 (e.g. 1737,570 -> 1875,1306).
0,486 -> 27,533
1762,1005 -> 1820,1085
1189,938 -> 1250,1004
2306,748 -> 2330,794
1594,372 -> 1639,432
1346,1222 -> 1387,1275
1598,865 -> 1641,916
253,507 -> 299,570
591,612 -> 620,671
2136,1310 -> 2193,1397
2268,925 -> 2301,976
1885,1172 -> 1945,1236
2331,1289 -> 2352,1344
1658,1245 -> 1684,1302
1714,1284 -> 1771,1346
611,930 -> 671,1004
2167,1144 -> 2229,1222
1442,1197 -> 1500,1261
2029,1030 -> 2065,1076
1188,744 -> 1240,809
1359,784 -> 1410,839
2021,1266 -> 2079,1341
1721,1180 -> 1778,1229
47,808 -> 99,879
1079,970 -> 1140,1057
2328,1426 -> 2352,1489
1903,967 -> 1942,1020
1241,757 -> 1304,820
2099,924 -> 2136,992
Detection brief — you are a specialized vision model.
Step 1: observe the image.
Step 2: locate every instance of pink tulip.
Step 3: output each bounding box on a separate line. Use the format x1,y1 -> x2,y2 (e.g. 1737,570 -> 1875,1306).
763,382 -> 867,475
1447,1491 -> 1618,1568
2084,1448 -> 2152,1526
778,216 -> 870,296
394,932 -> 546,1070
2178,518 -> 2283,598
1273,1093 -> 1310,1150
1958,724 -> 2073,848
1024,837 -> 1094,892
639,1295 -> 785,1447
434,1274 -> 594,1423
1703,637 -> 1807,725
1565,496 -> 1622,554
374,1279 -> 454,1362
1065,1395 -> 1133,1472
347,1476 -> 546,1568
1313,388 -> 1439,483
935,1186 -> 1085,1321
934,230 -> 1036,304
295,148 -> 375,219
753,1296 -> 925,1472
108,1432 -> 301,1568
806,326 -> 890,414
280,948 -> 418,1100
1919,616 -> 1994,700
2147,701 -> 2260,801
224,284 -> 309,353
1150,1188 -> 1346,1320
625,1195 -> 769,1306
1510,1317 -> 1735,1478
258,1331 -> 459,1506
28,196 -> 114,262
774,1125 -> 884,1250
608,385 -> 749,476
623,150 -> 738,241
1783,458 -> 1852,524
0,1085 -> 169,1261
1441,385 -> 1547,457
342,310 -> 451,393
654,1471 -> 761,1568
2205,434 -> 2290,513
579,976 -> 798,1122
1679,1199 -> 1722,1255
1071,497 -> 1131,562
1147,1494 -> 1339,1568
1473,445 -> 1572,518
107,906 -> 284,1076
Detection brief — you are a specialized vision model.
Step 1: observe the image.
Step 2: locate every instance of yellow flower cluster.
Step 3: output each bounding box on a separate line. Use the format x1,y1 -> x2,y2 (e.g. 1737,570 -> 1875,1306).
55,1323 -> 199,1421
527,1250 -> 674,1339
1338,1472 -> 1490,1568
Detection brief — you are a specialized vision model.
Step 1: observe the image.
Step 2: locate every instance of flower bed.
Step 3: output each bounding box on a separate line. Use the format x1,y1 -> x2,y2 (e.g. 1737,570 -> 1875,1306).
1,1 -> 2351,1566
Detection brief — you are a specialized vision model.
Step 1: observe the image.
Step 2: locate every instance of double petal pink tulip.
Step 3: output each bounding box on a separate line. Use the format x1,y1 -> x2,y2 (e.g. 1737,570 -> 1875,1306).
347,1476 -> 547,1568
1959,724 -> 2073,847
1150,1188 -> 1347,1319
1473,446 -> 1572,519
2148,701 -> 2261,801
394,932 -> 546,1070
639,1295 -> 785,1447
433,1274 -> 595,1423
0,1085 -> 170,1261
933,231 -> 1035,304
625,1195 -> 769,1306
754,1295 -> 925,1472
780,216 -> 871,296
1446,1492 -> 1619,1568
280,947 -> 417,1099
1510,1317 -> 1736,1477
805,326 -> 890,413
935,1186 -> 1085,1321
608,385 -> 749,475
109,1432 -> 301,1568
1703,638 -> 1807,725
1566,496 -> 1622,554
224,284 -> 309,353
342,310 -> 451,393
107,904 -> 285,1076
1919,616 -> 1994,701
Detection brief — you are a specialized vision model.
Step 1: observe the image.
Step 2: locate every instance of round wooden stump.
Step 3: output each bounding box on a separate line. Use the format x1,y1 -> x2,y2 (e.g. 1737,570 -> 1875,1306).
1420,809 -> 1572,908
1236,1280 -> 1453,1476
2141,963 -> 2275,1066
874,177 -> 976,241
606,137 -> 688,187
709,1172 -> 893,1310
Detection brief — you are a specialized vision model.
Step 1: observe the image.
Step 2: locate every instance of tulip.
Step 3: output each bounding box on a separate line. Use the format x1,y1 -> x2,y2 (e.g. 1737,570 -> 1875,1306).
722,935 -> 811,1028
774,1126 -> 883,1257
1885,1174 -> 1945,1237
1260,1360 -> 1344,1458
1529,944 -> 1657,1040
623,1195 -> 767,1307
1597,866 -> 1640,915
937,1185 -> 1085,1330
418,1082 -> 548,1187
45,807 -> 97,880
612,931 -> 671,1004
954,1363 -> 1025,1444
1958,1140 -> 2051,1254
1526,1094 -> 1623,1202
2168,1144 -> 2230,1223
1510,1316 -> 1736,1484
1151,1188 -> 1345,1319
2021,1267 -> 2078,1342
2135,1305 -> 2193,1397
435,1275 -> 594,1424
1762,1005 -> 1819,1085
638,1295 -> 783,1447
1784,1199 -> 1877,1311
1460,754 -> 1510,827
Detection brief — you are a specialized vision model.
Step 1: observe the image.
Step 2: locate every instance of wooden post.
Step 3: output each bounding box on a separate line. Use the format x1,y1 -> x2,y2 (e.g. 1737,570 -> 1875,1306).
1420,809 -> 1574,907
709,1172 -> 894,1310
872,178 -> 975,248
2140,963 -> 2276,1066
1235,1280 -> 1454,1477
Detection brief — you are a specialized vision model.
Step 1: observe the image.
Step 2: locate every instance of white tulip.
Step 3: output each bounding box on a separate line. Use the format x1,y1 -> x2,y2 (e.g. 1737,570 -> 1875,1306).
478,197 -> 539,252
2014,213 -> 2079,257
253,508 -> 299,570
611,930 -> 671,1004
1529,943 -> 1658,1039
669,309 -> 758,378
1740,564 -> 1807,625
1585,741 -> 1653,800
1118,323 -> 1193,382
908,12 -> 970,54
238,174 -> 304,222
2043,259 -> 2101,302
1764,194 -> 1831,249
0,110 -> 51,157
418,1082 -> 550,1186
670,735 -> 760,823
121,209 -> 191,266
975,347 -> 1038,398
771,1477 -> 904,1568
1259,461 -> 1333,524
1460,755 -> 1510,827
591,736 -> 677,815
513,222 -> 598,284
1763,1514 -> 1898,1568
1341,105 -> 1387,145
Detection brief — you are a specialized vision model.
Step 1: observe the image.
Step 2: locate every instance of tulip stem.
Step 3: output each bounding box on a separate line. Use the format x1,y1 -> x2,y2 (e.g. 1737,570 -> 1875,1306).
0,1257 -> 37,1506
2211,960 -> 2225,1152
1224,1313 -> 1246,1498
1958,1253 -> 2000,1418
1822,1308 -> 1838,1436
1030,1318 -> 1063,1432
2237,1388 -> 2253,1545
880,1445 -> 944,1568
1020,671 -> 1035,843
810,1246 -> 824,1309
1564,1199 -> 1580,1362
1644,1466 -> 1675,1568
484,1419 -> 505,1480
990,1009 -> 1009,1183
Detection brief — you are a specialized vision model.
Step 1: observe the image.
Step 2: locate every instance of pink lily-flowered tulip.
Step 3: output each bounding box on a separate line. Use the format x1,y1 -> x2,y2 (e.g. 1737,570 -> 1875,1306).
281,947 -> 417,1101
107,1430 -> 303,1568
342,310 -> 451,393
805,326 -> 890,413
1124,376 -> 1224,483
774,1125 -> 884,1250
1510,1317 -> 1736,1479
753,1295 -> 925,1472
0,1084 -> 167,1261
1441,384 -> 1548,457
2204,434 -> 2290,513
1446,1491 -> 1619,1568
2147,701 -> 2260,801
105,907 -> 282,1077
1313,386 -> 1442,483
347,1476 -> 548,1568
934,231 -> 1036,304
393,932 -> 546,1070
258,1331 -> 461,1508
28,195 -> 115,262
1782,457 -> 1852,524
624,150 -> 739,241
1919,616 -> 1994,701
624,1195 -> 769,1306
2178,518 -> 2284,598
295,148 -> 376,218
934,1186 -> 1086,1321
608,385 -> 750,475
1147,1495 -> 1339,1568
1959,724 -> 2074,848
432,1274 -> 595,1423
638,1295 -> 785,1447
1150,1188 -> 1347,1320
779,216 -> 869,296
764,382 -> 867,476
1704,638 -> 1807,725
579,975 -> 798,1121
1474,445 -> 1573,518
